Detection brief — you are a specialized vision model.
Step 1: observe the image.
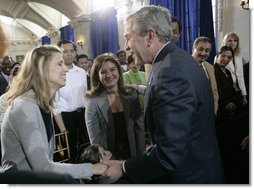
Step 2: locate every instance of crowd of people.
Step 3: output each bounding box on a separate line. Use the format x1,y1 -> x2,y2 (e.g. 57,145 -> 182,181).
0,5 -> 249,184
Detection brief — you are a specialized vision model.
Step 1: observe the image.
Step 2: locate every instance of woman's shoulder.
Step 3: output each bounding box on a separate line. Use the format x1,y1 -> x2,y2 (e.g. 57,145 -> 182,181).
8,91 -> 38,116
86,92 -> 109,109
13,90 -> 37,106
87,91 -> 106,100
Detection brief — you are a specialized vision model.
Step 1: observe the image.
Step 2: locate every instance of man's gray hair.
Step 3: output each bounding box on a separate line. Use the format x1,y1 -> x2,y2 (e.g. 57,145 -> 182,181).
125,5 -> 172,43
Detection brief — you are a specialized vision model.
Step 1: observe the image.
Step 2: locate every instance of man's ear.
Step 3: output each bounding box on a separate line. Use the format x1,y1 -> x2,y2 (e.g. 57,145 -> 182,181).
146,30 -> 155,47
148,29 -> 156,40
192,47 -> 195,54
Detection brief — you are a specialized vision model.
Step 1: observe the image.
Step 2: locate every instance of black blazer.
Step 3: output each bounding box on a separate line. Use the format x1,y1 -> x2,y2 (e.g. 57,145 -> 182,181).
214,63 -> 243,122
124,43 -> 224,184
0,73 -> 8,96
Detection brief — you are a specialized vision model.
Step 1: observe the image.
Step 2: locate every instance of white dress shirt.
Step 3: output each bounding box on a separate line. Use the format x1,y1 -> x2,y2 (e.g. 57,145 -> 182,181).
200,62 -> 209,79
54,64 -> 87,113
226,55 -> 247,96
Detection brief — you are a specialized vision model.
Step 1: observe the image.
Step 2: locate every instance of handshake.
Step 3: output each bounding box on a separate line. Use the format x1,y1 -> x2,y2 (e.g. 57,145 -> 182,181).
92,160 -> 124,183
80,144 -> 126,184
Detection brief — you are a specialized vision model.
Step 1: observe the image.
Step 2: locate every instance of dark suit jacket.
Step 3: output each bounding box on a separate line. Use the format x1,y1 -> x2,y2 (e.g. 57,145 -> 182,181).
124,43 -> 224,184
0,73 -> 8,96
214,63 -> 243,123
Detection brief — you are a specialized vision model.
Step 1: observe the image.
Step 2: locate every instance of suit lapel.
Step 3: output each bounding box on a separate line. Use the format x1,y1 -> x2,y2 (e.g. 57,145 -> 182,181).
97,92 -> 112,128
144,42 -> 175,111
96,92 -> 115,151
144,43 -> 176,136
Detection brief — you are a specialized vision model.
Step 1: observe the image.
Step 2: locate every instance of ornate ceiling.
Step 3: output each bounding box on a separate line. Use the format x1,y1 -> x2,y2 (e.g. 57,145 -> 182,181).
0,0 -> 89,39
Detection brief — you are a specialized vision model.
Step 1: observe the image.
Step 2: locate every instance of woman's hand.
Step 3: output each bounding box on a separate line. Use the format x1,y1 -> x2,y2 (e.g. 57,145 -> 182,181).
242,95 -> 248,105
125,84 -> 146,95
125,84 -> 138,91
92,163 -> 108,175
225,102 -> 236,112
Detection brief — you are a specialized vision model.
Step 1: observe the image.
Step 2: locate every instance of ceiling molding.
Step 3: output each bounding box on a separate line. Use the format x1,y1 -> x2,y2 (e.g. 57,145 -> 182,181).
0,0 -> 82,39
30,0 -> 84,19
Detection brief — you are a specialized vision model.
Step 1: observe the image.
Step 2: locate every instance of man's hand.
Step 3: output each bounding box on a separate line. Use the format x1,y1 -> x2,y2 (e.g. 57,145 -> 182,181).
241,135 -> 249,151
242,95 -> 248,105
92,163 -> 107,175
101,160 -> 124,181
225,102 -> 236,112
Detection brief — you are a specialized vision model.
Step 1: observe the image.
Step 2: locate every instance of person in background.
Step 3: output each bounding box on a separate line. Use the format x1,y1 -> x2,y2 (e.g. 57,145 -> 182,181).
116,50 -> 129,72
123,54 -> 147,110
214,46 -> 244,125
77,54 -> 89,70
192,36 -> 219,116
222,32 -> 248,105
79,144 -> 113,164
123,54 -> 150,146
77,54 -> 91,90
144,16 -> 182,81
54,40 -> 89,163
87,58 -> 93,66
0,56 -> 14,96
0,62 -> 21,163
171,16 -> 182,44
1,45 -> 107,180
85,54 -> 145,162
87,59 -> 93,75
214,46 -> 249,184
102,5 -> 224,184
0,62 -> 21,128
78,144 -> 114,184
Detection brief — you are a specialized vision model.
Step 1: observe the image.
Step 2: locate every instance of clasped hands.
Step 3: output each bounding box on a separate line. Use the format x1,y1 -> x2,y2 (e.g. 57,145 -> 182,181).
93,160 -> 124,183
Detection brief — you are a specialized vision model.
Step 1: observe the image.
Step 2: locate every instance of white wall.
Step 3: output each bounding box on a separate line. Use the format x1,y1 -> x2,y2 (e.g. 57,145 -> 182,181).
217,0 -> 250,60
2,23 -> 37,62
117,0 -> 149,51
71,15 -> 92,56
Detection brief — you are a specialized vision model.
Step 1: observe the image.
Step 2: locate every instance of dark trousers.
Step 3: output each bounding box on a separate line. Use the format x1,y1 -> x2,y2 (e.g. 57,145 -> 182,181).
216,109 -> 249,184
54,108 -> 89,163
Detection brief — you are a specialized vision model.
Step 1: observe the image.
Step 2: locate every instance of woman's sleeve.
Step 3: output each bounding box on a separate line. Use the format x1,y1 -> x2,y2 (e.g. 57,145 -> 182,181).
85,99 -> 101,145
8,101 -> 93,179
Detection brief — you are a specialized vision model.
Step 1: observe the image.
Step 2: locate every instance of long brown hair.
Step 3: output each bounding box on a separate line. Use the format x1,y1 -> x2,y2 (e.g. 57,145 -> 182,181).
86,53 -> 131,98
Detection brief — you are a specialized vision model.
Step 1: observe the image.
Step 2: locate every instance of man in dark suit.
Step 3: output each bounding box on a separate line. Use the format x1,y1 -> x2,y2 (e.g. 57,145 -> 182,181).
102,6 -> 224,184
0,56 -> 13,96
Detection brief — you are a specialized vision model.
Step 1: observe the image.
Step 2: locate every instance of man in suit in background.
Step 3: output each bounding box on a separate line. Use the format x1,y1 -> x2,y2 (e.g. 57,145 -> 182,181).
171,16 -> 182,44
102,5 -> 224,184
192,36 -> 219,116
0,56 -> 13,96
